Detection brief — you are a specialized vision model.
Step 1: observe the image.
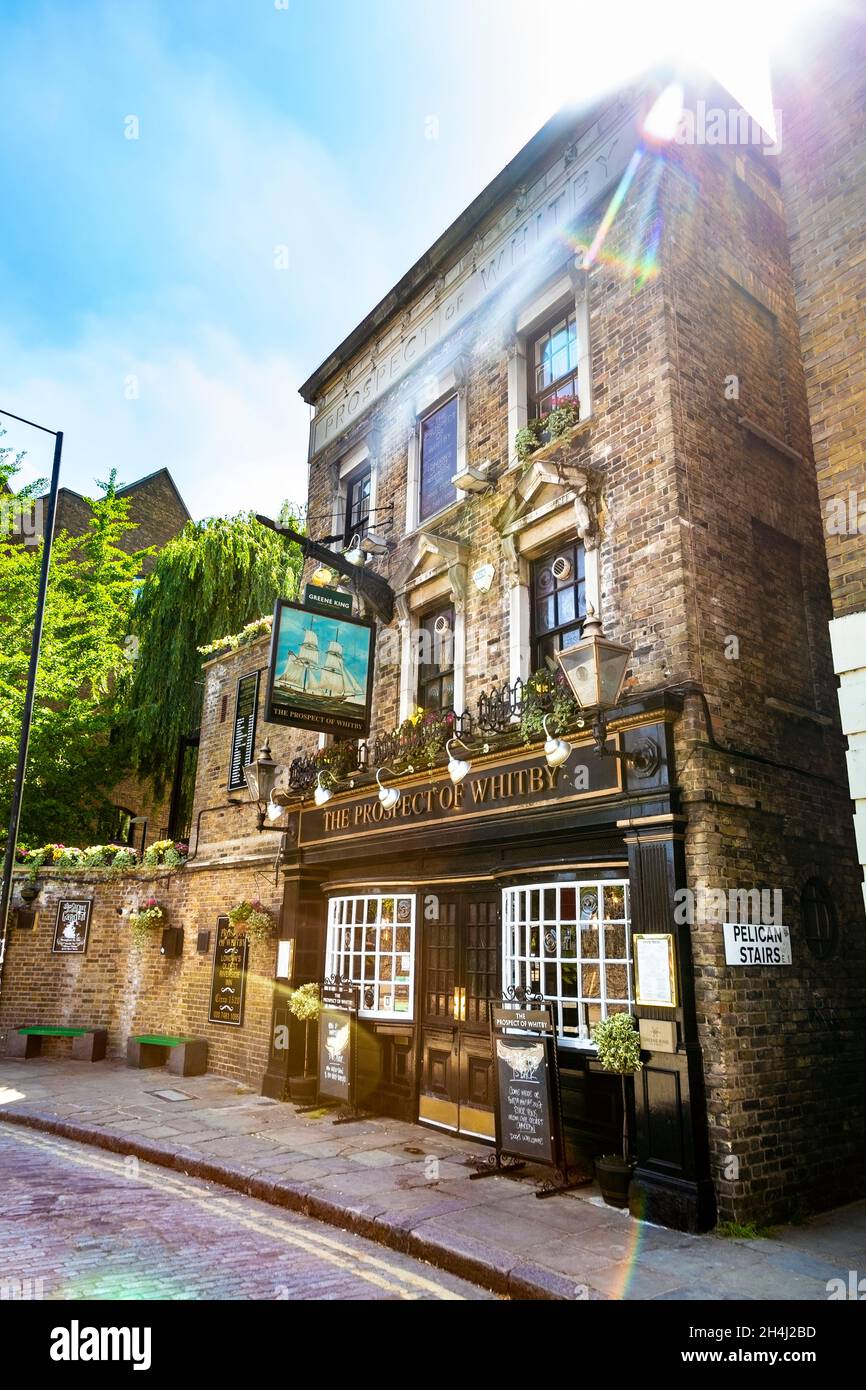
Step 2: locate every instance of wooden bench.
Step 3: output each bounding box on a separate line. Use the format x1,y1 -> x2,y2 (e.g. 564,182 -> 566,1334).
126,1034 -> 208,1077
8,1026 -> 107,1062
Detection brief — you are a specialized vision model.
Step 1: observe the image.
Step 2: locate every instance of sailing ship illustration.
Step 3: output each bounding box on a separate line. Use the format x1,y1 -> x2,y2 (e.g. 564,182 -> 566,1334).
274,619 -> 365,711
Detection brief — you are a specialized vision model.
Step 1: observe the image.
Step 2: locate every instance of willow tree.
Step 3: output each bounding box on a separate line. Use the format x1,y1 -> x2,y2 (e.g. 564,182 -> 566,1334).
128,513 -> 303,792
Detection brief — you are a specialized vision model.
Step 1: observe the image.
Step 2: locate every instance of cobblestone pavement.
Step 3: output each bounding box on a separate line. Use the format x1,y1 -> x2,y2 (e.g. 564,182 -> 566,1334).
0,1126 -> 494,1301
3,1060 -> 866,1300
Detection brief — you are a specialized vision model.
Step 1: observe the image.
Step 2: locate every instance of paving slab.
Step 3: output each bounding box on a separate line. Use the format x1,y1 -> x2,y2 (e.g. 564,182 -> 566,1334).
1,1058 -> 863,1302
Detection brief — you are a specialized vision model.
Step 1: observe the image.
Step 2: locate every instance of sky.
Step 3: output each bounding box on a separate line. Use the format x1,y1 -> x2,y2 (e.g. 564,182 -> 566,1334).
0,0 -> 838,520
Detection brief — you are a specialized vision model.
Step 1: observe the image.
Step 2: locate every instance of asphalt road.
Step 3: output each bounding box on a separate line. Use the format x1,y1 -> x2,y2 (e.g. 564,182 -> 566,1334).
0,1125 -> 494,1301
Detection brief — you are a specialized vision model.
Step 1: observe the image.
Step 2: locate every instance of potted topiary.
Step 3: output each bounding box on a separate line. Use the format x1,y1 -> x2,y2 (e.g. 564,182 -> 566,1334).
286,982 -> 322,1104
591,1012 -> 643,1207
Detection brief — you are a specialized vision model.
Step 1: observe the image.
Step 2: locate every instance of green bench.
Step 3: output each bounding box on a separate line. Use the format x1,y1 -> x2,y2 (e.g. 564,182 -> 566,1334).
127,1033 -> 208,1077
9,1025 -> 107,1062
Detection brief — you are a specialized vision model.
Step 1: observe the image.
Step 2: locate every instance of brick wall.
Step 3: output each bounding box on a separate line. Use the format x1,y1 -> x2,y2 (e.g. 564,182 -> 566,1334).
0,859 -> 281,1087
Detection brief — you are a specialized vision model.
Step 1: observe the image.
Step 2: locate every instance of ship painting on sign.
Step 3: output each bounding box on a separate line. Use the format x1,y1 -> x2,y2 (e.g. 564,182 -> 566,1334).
274,615 -> 366,714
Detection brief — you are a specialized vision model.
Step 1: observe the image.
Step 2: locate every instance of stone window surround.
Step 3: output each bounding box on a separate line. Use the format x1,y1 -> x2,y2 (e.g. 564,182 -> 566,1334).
506,265 -> 592,470
404,357 -> 468,536
502,488 -> 602,688
329,434 -> 379,553
393,534 -> 469,723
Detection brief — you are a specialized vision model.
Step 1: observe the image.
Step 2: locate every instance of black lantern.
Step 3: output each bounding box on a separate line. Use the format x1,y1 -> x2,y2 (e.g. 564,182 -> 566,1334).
243,741 -> 279,831
556,609 -> 659,776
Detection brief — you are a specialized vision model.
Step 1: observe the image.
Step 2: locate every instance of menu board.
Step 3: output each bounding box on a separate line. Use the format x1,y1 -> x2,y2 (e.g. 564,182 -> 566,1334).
208,916 -> 248,1026
52,899 -> 92,954
493,1034 -> 556,1166
228,671 -> 260,792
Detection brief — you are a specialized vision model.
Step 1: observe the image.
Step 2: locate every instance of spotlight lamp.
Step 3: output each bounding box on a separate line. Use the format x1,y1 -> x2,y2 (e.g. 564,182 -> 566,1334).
376,765 -> 413,810
445,737 -> 490,785
314,772 -> 334,807
310,564 -> 337,587
542,715 -> 572,769
555,608 -> 660,777
243,742 -> 280,831
343,533 -> 366,567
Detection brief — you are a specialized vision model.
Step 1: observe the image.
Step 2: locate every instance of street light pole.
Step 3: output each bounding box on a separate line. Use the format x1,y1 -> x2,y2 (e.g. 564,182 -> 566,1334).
0,410 -> 63,964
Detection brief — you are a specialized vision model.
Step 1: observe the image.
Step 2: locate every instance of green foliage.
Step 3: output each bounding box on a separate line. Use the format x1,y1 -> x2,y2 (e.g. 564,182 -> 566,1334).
515,421 -> 545,461
592,1012 -> 643,1075
519,670 -> 580,743
227,898 -> 275,941
128,512 -> 303,792
716,1221 -> 775,1240
288,981 -> 321,1022
0,474 -> 147,847
128,897 -> 164,947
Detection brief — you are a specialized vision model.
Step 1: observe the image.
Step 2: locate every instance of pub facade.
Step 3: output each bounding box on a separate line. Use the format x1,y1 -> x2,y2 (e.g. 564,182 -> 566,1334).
4,74 -> 864,1236
253,77 -> 866,1231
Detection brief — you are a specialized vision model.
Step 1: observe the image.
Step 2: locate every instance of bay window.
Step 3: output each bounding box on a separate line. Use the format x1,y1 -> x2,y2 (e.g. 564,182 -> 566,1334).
502,879 -> 632,1046
326,894 -> 416,1020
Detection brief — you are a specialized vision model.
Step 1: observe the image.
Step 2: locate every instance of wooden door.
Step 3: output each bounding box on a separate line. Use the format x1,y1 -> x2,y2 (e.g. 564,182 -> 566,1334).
418,893 -> 500,1140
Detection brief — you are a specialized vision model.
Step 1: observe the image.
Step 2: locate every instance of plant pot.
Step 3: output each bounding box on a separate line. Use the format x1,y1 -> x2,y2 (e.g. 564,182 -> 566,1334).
594,1154 -> 634,1208
289,1074 -> 318,1104
19,882 -> 40,903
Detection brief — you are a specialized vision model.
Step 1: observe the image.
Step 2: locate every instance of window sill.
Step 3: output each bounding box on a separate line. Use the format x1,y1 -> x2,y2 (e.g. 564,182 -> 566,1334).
405,496 -> 466,538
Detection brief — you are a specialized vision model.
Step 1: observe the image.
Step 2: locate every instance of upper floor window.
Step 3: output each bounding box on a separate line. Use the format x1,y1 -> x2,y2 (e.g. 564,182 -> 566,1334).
419,396 -> 458,521
531,542 -> 586,670
417,604 -> 455,712
529,308 -> 579,420
344,466 -> 371,544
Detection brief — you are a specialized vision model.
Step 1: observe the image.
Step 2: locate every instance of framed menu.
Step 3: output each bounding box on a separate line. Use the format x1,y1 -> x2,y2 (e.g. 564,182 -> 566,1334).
634,933 -> 678,1007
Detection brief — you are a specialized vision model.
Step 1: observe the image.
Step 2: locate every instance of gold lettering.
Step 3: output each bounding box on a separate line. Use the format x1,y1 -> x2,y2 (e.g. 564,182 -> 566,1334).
470,777 -> 489,803
529,766 -> 544,793
544,766 -> 558,790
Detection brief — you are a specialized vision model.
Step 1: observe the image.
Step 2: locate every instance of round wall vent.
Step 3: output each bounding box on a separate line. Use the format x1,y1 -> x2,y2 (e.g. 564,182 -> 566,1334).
551,555 -> 572,582
433,614 -> 451,635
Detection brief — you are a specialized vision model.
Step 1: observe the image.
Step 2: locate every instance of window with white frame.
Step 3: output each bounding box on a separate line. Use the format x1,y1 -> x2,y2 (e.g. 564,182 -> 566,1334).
419,395 -> 458,521
502,880 -> 632,1046
326,894 -> 416,1020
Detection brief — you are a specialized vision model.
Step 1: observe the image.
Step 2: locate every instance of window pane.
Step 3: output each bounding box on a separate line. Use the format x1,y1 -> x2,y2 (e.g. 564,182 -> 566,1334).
326,894 -> 416,1020
420,396 -> 458,520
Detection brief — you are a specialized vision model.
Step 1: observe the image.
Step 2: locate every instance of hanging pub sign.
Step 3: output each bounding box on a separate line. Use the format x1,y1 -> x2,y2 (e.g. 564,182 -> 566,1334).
208,916 -> 248,1026
264,597 -> 375,738
303,582 -> 353,617
52,899 -> 92,954
227,670 -> 260,793
317,979 -> 359,1105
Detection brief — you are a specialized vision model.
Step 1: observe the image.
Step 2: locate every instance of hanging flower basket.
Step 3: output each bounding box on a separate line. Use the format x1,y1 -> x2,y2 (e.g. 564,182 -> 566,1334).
129,898 -> 165,948
227,899 -> 275,942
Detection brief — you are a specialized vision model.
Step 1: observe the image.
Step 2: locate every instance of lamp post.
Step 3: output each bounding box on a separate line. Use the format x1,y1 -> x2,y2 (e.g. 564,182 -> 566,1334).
0,409 -> 63,962
556,608 -> 660,776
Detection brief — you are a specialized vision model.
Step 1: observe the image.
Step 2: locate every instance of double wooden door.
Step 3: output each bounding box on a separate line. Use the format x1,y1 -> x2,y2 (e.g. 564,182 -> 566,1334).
418,893 -> 500,1140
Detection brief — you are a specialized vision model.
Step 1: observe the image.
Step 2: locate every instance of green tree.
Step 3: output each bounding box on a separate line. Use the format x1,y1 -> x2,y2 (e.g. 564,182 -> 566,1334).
0,472 -> 147,846
127,512 -> 303,793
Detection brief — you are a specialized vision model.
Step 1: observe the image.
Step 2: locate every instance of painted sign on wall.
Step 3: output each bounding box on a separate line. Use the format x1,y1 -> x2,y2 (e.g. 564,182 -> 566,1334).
51,900 -> 92,955
208,916 -> 248,1026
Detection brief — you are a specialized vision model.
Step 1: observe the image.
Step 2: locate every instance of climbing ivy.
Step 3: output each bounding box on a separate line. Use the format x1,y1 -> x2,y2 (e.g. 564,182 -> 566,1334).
128,512 -> 303,792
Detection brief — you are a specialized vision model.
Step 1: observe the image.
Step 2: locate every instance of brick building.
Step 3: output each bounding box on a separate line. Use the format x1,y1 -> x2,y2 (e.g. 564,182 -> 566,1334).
778,11 -> 866,915
2,71 -> 864,1234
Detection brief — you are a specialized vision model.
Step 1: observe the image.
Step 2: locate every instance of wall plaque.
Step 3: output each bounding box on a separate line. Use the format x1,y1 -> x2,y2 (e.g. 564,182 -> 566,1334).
634,933 -> 677,1007
227,670 -> 260,793
723,922 -> 791,966
208,916 -> 248,1026
51,899 -> 92,955
639,1018 -> 678,1053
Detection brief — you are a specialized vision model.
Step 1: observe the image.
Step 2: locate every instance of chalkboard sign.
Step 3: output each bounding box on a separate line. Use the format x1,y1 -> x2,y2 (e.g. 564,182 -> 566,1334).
228,671 -> 260,792
493,1029 -> 556,1166
208,916 -> 248,1025
318,981 -> 359,1104
52,899 -> 92,954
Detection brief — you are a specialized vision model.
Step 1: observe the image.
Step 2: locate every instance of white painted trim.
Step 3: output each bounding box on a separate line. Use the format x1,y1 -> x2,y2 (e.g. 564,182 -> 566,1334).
509,580 -> 531,686
506,270 -> 592,471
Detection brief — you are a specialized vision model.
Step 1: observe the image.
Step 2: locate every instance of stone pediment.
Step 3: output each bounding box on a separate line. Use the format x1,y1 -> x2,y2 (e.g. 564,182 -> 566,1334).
393,531 -> 470,595
494,457 -> 599,546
